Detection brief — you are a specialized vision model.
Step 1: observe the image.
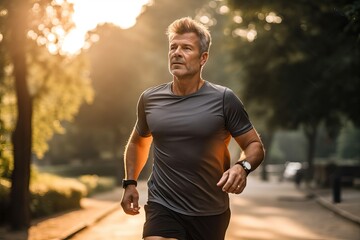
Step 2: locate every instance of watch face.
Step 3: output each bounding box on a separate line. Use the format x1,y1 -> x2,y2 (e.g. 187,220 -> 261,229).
244,161 -> 251,170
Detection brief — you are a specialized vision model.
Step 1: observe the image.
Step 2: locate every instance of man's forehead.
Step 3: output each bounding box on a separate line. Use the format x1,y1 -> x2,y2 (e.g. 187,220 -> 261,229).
169,32 -> 199,44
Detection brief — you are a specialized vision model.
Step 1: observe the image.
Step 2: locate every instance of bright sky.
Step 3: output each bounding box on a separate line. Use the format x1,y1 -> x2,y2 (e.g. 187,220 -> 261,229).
60,0 -> 152,55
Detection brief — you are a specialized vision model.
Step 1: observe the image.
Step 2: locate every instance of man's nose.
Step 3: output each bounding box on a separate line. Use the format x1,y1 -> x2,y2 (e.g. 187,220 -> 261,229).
173,46 -> 182,56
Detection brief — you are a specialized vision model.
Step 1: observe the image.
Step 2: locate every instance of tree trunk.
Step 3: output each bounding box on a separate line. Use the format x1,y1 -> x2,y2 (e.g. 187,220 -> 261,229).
9,0 -> 32,230
304,123 -> 318,185
260,130 -> 274,181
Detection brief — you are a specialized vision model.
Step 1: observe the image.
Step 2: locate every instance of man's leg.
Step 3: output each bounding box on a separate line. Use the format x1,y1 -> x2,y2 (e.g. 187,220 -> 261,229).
144,237 -> 178,240
143,202 -> 186,240
183,208 -> 231,240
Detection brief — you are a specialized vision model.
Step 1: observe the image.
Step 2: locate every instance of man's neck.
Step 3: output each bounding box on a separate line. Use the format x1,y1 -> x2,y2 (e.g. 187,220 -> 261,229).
172,76 -> 204,96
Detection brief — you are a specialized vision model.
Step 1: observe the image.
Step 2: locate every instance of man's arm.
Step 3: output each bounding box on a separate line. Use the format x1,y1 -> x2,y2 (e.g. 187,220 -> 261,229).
121,128 -> 153,215
217,128 -> 265,194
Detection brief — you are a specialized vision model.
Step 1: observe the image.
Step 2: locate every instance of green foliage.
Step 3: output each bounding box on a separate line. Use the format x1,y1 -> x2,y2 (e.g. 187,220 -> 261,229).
225,0 -> 359,130
337,122 -> 360,160
267,141 -> 285,164
0,144 -> 12,179
0,10 -> 14,179
0,0 -> 94,175
0,178 -> 10,222
0,47 -> 93,175
78,174 -> 116,196
343,0 -> 360,37
0,173 -> 87,221
0,91 -> 14,179
267,130 -> 307,164
28,43 -> 94,158
28,0 -> 75,51
196,0 -> 359,177
38,161 -> 120,177
30,173 -> 87,218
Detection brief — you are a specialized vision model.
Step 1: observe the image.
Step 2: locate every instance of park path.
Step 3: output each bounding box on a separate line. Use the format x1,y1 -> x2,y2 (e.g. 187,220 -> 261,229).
1,176 -> 359,240
71,177 -> 360,240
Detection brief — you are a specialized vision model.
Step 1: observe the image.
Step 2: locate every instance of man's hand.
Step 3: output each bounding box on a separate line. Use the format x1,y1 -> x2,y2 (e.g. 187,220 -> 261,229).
217,164 -> 247,194
121,185 -> 141,215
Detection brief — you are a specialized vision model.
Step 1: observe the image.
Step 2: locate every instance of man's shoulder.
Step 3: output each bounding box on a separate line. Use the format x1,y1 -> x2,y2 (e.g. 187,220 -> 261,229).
142,82 -> 170,97
205,81 -> 229,94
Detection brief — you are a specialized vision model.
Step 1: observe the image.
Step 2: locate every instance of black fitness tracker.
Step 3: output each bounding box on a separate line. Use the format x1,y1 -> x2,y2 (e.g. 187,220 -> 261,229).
122,179 -> 137,188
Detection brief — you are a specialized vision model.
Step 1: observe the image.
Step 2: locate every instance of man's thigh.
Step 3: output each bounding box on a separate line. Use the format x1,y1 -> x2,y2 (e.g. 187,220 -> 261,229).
143,202 -> 187,240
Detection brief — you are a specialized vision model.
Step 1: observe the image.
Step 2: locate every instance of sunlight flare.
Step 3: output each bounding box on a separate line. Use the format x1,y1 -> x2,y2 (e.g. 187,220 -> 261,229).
33,0 -> 152,55
61,0 -> 152,54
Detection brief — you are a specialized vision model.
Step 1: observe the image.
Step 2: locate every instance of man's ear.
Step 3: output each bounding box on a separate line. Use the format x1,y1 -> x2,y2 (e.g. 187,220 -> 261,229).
200,52 -> 209,66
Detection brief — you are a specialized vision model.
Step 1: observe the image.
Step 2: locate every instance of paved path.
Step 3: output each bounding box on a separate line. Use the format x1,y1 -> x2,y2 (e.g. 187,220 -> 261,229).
1,176 -> 359,240
226,177 -> 360,240
71,177 -> 360,240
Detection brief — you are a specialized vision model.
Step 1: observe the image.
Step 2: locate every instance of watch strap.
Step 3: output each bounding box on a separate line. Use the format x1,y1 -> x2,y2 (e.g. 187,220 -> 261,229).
235,160 -> 251,175
122,179 -> 137,188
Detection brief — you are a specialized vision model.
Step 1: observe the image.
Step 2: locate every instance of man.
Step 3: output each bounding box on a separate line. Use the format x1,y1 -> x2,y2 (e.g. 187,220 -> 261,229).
121,17 -> 265,240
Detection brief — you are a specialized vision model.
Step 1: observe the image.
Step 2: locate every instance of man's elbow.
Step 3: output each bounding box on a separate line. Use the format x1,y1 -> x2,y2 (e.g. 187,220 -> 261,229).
251,141 -> 265,162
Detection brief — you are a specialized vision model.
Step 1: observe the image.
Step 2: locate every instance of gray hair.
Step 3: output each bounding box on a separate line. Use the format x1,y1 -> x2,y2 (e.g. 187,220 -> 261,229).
166,17 -> 212,55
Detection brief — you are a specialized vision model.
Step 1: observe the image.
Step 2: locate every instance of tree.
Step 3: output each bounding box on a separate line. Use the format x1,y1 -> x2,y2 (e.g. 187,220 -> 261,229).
29,42 -> 93,158
5,0 -> 32,229
220,0 -> 359,181
1,0 -> 93,228
7,0 -> 32,229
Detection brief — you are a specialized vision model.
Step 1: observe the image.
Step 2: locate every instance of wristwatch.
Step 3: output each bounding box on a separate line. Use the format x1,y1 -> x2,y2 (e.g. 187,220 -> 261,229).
122,179 -> 137,189
235,160 -> 252,175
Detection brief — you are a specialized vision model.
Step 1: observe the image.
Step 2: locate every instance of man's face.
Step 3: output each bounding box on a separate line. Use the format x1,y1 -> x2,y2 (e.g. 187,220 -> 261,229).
168,32 -> 208,79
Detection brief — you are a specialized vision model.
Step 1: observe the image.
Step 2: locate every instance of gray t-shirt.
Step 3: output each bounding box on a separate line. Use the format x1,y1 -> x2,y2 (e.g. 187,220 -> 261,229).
136,81 -> 253,216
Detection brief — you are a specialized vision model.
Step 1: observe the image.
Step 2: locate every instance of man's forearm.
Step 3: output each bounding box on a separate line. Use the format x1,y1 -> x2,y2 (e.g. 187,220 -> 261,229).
239,141 -> 265,171
234,129 -> 265,173
124,142 -> 150,180
124,129 -> 153,180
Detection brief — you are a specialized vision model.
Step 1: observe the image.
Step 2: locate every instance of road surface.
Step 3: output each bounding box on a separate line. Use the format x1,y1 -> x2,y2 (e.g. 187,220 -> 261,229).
71,177 -> 360,240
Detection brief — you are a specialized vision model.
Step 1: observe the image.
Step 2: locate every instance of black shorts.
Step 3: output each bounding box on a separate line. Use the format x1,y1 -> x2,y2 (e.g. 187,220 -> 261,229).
143,201 -> 231,240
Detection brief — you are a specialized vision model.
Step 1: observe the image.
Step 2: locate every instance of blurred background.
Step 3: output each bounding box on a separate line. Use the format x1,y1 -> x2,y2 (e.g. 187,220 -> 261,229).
0,0 -> 359,232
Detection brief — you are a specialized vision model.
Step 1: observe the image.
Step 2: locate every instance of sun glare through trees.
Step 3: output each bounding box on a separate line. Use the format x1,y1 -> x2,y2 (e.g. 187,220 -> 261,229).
28,0 -> 152,55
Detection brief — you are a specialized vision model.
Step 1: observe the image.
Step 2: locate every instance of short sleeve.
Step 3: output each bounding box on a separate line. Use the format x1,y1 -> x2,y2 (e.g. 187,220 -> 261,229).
223,88 -> 253,137
135,92 -> 151,137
